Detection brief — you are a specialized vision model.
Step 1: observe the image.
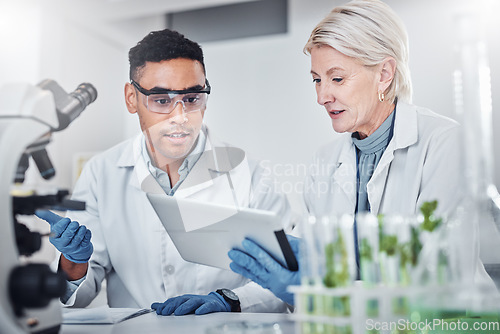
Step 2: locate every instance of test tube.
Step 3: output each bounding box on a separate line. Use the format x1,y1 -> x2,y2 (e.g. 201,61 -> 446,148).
378,214 -> 402,286
356,212 -> 380,285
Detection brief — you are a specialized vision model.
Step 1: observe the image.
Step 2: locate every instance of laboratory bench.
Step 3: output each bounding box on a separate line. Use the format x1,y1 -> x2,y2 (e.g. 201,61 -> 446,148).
61,312 -> 297,334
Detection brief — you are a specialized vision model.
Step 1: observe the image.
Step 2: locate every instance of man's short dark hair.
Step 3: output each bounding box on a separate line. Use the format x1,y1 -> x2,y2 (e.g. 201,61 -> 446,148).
128,29 -> 205,81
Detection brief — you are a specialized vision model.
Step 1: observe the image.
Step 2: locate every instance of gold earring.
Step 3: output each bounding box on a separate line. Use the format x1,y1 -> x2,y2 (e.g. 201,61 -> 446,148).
378,91 -> 385,103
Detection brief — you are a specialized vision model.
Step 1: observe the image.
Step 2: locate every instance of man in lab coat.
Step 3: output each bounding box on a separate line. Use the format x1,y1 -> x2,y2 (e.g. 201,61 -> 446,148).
36,29 -> 291,314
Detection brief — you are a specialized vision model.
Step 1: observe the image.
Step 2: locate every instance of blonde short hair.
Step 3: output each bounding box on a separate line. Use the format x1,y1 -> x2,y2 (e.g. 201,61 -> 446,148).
304,0 -> 412,103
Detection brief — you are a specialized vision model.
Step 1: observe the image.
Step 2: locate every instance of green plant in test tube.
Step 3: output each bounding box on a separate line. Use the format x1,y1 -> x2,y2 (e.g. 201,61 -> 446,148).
380,234 -> 398,256
299,216 -> 326,319
358,213 -> 379,285
359,237 -> 378,285
409,201 -> 500,332
397,201 -> 440,287
420,200 -> 449,283
378,215 -> 400,285
420,200 -> 442,232
397,221 -> 421,286
357,214 -> 380,323
409,225 -> 422,267
360,238 -> 373,262
398,242 -> 412,286
323,229 -> 349,288
398,202 -> 443,318
323,226 -> 351,319
380,214 -> 415,318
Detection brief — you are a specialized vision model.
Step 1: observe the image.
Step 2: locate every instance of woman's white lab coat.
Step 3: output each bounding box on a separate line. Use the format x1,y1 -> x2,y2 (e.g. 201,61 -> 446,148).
63,125 -> 291,312
304,102 -> 463,216
303,102 -> 496,290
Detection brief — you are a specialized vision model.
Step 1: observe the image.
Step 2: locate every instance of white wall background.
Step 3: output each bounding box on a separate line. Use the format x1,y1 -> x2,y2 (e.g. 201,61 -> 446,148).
2,0 -> 500,251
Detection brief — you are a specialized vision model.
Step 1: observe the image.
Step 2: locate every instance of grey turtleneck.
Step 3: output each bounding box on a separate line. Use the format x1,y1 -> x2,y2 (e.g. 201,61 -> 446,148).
352,107 -> 396,213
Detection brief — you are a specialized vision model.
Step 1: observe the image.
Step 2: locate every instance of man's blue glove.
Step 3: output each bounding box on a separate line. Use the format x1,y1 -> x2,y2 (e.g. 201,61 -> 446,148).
228,235 -> 301,306
151,292 -> 230,316
35,210 -> 93,263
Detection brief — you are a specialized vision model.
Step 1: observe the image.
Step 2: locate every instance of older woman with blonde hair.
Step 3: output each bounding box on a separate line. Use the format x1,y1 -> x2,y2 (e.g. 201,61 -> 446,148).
229,0 -> 497,306
301,0 -> 458,218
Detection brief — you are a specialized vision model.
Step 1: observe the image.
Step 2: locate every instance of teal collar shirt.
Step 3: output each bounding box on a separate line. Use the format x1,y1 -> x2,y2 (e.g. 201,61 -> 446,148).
141,129 -> 207,196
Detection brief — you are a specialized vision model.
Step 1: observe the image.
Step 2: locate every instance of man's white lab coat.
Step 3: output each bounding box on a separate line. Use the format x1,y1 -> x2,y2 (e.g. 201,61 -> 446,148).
63,125 -> 291,312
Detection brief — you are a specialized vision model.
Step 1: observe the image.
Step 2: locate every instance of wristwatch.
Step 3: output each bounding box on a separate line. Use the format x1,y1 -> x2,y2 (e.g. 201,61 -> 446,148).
216,288 -> 241,312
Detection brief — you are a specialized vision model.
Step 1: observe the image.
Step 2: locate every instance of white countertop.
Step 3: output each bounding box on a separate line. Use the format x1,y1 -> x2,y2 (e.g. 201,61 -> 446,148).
61,312 -> 298,334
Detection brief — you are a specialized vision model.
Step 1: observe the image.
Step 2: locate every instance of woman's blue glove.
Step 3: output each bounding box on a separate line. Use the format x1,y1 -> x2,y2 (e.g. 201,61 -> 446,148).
151,292 -> 230,316
228,235 -> 301,306
35,210 -> 93,263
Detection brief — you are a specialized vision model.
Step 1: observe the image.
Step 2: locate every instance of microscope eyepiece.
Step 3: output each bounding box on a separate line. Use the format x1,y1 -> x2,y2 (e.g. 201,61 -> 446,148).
68,82 -> 98,123
71,83 -> 98,105
37,79 -> 98,131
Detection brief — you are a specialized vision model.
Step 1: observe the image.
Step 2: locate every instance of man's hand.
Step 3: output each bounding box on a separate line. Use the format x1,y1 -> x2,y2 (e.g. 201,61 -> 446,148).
36,210 -> 93,264
151,293 -> 230,316
228,235 -> 301,306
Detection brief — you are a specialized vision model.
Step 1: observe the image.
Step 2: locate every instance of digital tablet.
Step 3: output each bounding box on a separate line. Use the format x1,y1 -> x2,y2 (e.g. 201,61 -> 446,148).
146,193 -> 298,272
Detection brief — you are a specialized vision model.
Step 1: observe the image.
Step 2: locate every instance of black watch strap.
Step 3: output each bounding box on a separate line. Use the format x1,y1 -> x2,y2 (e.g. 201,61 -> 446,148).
216,288 -> 241,312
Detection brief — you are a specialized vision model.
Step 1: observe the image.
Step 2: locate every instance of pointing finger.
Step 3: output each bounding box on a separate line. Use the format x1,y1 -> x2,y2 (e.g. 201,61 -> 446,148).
35,210 -> 64,226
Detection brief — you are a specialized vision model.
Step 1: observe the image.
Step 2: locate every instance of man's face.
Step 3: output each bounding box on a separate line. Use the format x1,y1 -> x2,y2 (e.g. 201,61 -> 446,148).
125,58 -> 206,168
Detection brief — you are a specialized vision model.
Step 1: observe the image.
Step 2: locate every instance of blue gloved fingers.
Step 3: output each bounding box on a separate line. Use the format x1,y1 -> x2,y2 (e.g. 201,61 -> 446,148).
195,304 -> 214,315
242,239 -> 287,276
64,227 -> 93,263
49,217 -> 72,238
70,225 -> 87,243
35,210 -> 64,226
158,296 -> 191,316
59,221 -> 81,247
153,294 -> 230,316
82,229 -> 92,247
39,212 -> 93,263
228,249 -> 270,283
151,301 -> 170,315
227,249 -> 256,269
151,302 -> 161,311
174,298 -> 204,316
152,301 -> 170,315
286,235 -> 301,255
229,262 -> 269,289
229,261 -> 260,283
230,239 -> 301,306
158,300 -> 179,316
155,304 -> 168,315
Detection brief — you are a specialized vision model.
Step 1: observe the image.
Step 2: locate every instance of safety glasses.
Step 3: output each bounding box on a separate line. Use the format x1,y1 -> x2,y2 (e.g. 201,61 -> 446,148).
131,79 -> 211,114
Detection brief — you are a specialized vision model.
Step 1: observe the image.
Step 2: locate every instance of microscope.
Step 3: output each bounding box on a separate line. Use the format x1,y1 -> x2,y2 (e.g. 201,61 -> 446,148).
0,79 -> 97,334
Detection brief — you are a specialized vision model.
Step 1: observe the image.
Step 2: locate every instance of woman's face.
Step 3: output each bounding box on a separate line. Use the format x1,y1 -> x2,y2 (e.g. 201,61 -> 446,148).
310,45 -> 387,138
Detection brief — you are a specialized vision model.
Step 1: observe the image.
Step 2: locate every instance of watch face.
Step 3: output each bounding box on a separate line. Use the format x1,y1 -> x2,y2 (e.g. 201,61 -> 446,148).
221,288 -> 238,301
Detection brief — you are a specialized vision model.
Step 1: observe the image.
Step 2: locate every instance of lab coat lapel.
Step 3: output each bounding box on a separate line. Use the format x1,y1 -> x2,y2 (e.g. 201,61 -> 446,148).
368,103 -> 418,214
333,140 -> 357,209
367,143 -> 394,214
116,133 -> 163,193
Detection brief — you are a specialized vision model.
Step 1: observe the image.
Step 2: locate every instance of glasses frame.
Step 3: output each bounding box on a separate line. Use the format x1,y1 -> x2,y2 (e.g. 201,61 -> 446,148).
131,79 -> 211,96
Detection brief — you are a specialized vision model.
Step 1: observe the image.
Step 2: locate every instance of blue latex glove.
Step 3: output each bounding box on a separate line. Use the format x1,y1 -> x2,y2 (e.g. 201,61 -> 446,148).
151,292 -> 230,316
35,210 -> 93,263
228,235 -> 301,306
